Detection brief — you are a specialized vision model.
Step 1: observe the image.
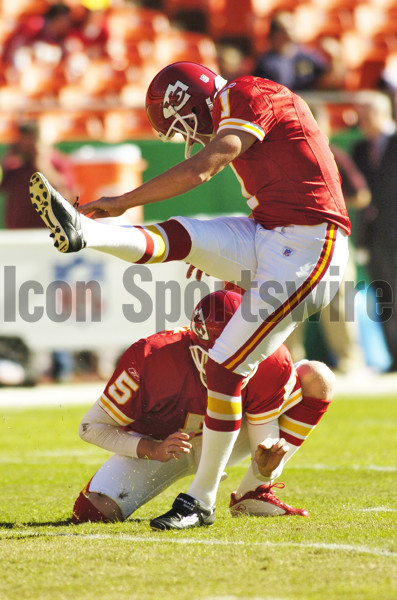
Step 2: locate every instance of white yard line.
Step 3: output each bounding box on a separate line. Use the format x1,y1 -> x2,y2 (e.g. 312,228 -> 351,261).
287,464 -> 397,472
0,530 -> 395,557
359,507 -> 397,512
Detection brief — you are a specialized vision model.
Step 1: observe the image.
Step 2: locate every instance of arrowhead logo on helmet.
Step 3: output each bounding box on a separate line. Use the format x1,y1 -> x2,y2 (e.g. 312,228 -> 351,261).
191,306 -> 210,341
146,61 -> 225,158
162,81 -> 192,119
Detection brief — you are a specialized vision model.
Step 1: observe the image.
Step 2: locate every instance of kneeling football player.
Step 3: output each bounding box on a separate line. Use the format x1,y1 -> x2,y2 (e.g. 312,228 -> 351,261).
73,290 -> 334,528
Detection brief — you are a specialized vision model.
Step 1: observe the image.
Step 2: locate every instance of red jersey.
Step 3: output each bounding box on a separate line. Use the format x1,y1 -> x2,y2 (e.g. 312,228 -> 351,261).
98,329 -> 301,439
212,76 -> 351,235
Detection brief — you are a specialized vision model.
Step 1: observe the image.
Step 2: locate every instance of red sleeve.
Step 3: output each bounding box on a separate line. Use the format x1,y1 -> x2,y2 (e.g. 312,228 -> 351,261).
213,77 -> 278,139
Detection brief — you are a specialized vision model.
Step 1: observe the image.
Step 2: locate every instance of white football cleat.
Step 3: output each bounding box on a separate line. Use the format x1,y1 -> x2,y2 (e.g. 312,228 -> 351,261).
230,483 -> 309,517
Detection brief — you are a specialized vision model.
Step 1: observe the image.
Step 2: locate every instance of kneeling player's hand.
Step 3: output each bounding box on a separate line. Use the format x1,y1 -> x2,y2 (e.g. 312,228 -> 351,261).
156,432 -> 193,462
255,438 -> 289,478
186,264 -> 209,282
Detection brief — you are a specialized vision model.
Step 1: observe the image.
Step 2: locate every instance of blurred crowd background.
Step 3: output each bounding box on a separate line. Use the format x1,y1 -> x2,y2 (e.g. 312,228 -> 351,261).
1,0 -> 397,385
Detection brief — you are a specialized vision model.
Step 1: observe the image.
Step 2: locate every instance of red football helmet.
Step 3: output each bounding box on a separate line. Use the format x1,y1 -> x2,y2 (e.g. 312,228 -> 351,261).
189,289 -> 243,386
146,61 -> 226,157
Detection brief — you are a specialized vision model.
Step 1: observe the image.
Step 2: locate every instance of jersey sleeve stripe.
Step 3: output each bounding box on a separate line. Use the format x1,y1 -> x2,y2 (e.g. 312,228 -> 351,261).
99,394 -> 134,426
217,118 -> 265,140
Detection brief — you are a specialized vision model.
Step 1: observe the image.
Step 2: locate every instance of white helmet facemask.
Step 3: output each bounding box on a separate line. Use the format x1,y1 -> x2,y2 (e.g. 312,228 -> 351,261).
189,344 -> 258,389
159,73 -> 227,158
159,108 -> 207,158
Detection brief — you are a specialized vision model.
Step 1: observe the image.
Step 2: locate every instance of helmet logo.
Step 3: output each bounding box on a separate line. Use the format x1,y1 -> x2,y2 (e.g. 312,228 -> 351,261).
163,80 -> 192,119
191,307 -> 210,341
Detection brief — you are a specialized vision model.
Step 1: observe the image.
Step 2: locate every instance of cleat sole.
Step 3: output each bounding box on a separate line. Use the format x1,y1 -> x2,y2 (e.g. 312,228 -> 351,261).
30,173 -> 70,252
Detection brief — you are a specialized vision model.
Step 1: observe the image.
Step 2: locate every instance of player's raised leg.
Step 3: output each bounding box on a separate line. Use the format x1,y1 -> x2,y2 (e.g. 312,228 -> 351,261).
30,172 -> 257,283
30,172 -> 191,262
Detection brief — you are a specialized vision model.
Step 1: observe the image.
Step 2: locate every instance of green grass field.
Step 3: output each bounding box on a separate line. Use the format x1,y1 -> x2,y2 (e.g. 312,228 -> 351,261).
0,390 -> 396,600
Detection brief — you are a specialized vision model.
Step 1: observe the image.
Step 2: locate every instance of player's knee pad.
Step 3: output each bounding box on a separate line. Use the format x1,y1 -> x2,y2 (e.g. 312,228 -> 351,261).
72,492 -> 110,524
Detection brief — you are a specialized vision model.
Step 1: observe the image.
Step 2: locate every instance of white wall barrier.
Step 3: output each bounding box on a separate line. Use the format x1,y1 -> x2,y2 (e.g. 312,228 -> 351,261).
0,229 -> 220,355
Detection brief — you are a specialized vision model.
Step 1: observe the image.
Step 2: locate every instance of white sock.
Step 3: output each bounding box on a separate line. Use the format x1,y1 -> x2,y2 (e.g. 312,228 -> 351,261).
188,424 -> 240,508
235,463 -> 271,499
80,214 -> 147,263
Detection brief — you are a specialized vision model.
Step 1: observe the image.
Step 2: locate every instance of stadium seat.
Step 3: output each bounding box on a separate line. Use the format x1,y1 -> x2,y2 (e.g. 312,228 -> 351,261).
18,61 -> 66,103
164,0 -> 208,13
120,82 -> 148,109
294,4 -> 346,43
379,50 -> 397,90
250,0 -> 303,17
325,102 -> 359,131
207,0 -> 254,40
354,3 -> 397,38
341,30 -> 388,89
38,110 -> 104,144
311,0 -> 359,9
0,84 -> 27,111
103,108 -> 156,143
367,0 -> 397,8
0,113 -> 21,144
80,58 -> 127,97
151,31 -> 219,71
0,0 -> 49,18
106,6 -> 170,43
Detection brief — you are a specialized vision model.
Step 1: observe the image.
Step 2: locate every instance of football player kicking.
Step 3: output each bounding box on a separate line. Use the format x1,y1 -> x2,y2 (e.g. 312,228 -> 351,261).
31,60 -> 349,530
73,290 -> 334,529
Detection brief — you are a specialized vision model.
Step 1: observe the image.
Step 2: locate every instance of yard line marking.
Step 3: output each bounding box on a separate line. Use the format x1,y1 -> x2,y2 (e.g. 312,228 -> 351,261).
0,530 -> 395,557
359,507 -> 397,512
287,464 -> 397,472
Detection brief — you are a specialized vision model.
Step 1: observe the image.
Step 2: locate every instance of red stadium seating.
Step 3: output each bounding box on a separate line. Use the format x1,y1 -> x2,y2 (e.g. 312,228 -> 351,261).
38,110 -> 104,143
1,0 -> 397,146
103,108 -> 156,143
151,31 -> 219,72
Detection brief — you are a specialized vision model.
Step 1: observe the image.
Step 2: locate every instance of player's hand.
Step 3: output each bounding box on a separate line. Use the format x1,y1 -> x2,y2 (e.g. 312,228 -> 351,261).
155,432 -> 193,462
79,195 -> 128,219
255,438 -> 289,478
186,264 -> 209,281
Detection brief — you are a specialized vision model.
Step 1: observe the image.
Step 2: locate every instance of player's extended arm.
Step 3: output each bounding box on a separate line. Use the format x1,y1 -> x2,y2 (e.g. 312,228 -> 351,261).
79,129 -> 256,219
79,400 -> 192,461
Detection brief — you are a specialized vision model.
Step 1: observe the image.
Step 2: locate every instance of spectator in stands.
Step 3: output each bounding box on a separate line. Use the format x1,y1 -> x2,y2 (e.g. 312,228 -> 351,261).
66,3 -> 109,59
3,3 -> 74,69
253,11 -> 345,91
0,121 -> 75,229
216,43 -> 254,81
352,91 -> 397,372
285,104 -> 371,374
0,120 -> 77,382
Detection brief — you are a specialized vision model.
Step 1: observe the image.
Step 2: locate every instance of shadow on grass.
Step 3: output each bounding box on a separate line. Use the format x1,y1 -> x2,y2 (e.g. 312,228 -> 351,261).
0,520 -> 72,529
0,517 -> 144,530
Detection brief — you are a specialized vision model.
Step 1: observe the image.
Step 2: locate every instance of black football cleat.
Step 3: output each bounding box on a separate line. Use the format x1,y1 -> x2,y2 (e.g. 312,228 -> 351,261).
30,171 -> 86,253
150,493 -> 216,531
